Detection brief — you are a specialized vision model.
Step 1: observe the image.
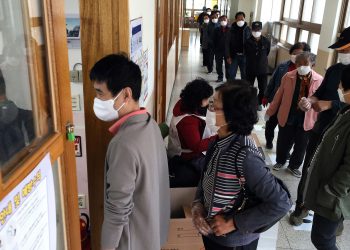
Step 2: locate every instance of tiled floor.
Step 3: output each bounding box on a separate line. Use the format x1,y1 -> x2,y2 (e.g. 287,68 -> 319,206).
166,29 -> 350,250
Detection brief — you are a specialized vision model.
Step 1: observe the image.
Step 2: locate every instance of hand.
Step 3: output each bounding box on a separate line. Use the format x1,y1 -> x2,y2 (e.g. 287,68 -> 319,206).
191,203 -> 212,236
311,100 -> 332,112
227,57 -> 232,64
298,97 -> 312,112
264,113 -> 270,122
262,97 -> 269,107
209,214 -> 236,236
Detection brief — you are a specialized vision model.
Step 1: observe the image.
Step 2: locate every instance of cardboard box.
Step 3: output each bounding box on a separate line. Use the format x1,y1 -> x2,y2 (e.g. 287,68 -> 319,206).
161,219 -> 205,250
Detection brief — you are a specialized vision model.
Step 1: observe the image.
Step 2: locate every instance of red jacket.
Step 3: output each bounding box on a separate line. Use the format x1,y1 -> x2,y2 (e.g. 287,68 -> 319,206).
172,100 -> 216,160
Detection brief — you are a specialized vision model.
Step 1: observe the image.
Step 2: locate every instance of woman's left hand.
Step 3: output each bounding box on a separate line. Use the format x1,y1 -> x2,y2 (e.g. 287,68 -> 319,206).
210,215 -> 236,236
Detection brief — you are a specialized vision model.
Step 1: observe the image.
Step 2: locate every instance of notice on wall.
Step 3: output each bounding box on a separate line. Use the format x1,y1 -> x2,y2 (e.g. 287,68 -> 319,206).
130,17 -> 153,107
0,154 -> 56,250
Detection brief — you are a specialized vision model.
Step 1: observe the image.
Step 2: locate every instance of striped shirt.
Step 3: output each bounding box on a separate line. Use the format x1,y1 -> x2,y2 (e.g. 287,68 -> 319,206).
202,133 -> 261,218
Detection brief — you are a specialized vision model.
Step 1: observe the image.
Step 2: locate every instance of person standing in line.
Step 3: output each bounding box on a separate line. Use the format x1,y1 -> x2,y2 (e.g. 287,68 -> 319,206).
245,21 -> 270,111
198,7 -> 208,46
265,52 -> 323,178
202,13 -> 220,74
201,14 -> 211,68
304,65 -> 350,250
89,54 -> 170,250
263,42 -> 311,149
225,11 -> 251,80
213,15 -> 230,82
290,27 -> 350,226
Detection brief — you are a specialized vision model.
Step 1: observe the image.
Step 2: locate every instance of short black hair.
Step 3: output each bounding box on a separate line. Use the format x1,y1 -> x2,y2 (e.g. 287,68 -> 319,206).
341,64 -> 350,91
0,69 -> 5,96
289,42 -> 311,55
216,81 -> 258,135
219,15 -> 227,20
206,8 -> 211,11
89,53 -> 142,100
180,78 -> 213,113
235,11 -> 245,19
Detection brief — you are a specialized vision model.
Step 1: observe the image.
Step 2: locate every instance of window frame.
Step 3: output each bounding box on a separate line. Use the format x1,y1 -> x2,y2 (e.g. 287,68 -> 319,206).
276,0 -> 323,50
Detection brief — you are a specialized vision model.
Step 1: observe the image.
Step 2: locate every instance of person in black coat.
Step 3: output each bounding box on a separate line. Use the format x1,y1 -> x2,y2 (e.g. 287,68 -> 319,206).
202,13 -> 219,74
213,15 -> 230,82
245,21 -> 270,110
225,11 -> 251,80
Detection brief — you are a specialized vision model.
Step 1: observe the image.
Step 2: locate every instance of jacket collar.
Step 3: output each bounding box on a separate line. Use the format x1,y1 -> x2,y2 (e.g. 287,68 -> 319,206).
109,108 -> 148,135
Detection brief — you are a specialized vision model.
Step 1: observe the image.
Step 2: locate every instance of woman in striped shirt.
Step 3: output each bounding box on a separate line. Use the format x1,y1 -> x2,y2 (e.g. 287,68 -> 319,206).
191,82 -> 292,250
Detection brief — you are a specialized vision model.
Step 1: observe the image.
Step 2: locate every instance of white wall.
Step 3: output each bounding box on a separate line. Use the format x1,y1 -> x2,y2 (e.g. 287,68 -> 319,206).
129,0 -> 156,116
64,0 -> 90,215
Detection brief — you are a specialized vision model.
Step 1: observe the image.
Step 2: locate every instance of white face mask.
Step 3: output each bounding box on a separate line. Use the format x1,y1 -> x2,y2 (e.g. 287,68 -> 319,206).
338,88 -> 345,102
207,11 -> 211,15
237,20 -> 245,27
205,110 -> 219,133
220,21 -> 227,27
93,90 -> 125,121
338,53 -> 350,65
297,65 -> 311,76
212,18 -> 218,23
204,19 -> 209,24
290,55 -> 297,64
252,31 -> 262,38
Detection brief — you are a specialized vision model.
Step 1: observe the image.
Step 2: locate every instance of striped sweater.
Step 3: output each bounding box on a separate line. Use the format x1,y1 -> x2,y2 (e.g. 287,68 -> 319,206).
202,133 -> 261,218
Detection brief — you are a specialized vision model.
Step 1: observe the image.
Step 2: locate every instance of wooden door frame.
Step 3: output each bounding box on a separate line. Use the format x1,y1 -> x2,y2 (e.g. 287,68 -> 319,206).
0,0 -> 81,249
80,0 -> 129,249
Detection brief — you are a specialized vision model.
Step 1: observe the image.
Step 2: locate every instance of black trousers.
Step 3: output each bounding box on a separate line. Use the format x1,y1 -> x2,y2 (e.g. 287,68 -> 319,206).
202,237 -> 259,250
296,130 -> 320,206
276,124 -> 309,169
215,52 -> 230,80
246,74 -> 268,105
203,48 -> 209,67
265,113 -> 278,144
311,213 -> 340,250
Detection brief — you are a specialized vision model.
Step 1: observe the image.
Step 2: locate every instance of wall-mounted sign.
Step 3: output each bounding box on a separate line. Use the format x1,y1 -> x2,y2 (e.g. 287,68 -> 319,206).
0,154 -> 56,250
74,135 -> 82,157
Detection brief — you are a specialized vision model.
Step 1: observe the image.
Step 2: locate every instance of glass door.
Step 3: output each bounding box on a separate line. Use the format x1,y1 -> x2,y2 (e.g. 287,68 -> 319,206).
0,0 -> 80,249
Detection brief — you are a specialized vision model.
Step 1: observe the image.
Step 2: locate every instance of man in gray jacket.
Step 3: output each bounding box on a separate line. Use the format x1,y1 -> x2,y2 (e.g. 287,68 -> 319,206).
89,54 -> 170,250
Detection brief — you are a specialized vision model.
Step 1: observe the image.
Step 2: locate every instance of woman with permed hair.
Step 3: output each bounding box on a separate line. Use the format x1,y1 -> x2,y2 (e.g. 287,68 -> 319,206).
168,78 -> 216,186
191,81 -> 291,249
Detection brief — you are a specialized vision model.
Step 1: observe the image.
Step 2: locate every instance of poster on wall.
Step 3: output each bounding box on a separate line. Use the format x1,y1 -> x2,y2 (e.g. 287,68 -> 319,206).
0,154 -> 56,250
130,17 -> 153,107
66,14 -> 81,49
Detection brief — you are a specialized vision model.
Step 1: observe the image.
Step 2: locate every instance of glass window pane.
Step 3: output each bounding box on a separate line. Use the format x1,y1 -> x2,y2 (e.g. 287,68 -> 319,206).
185,10 -> 191,17
186,0 -> 193,9
311,0 -> 326,24
0,0 -> 54,173
290,0 -> 301,19
261,0 -> 273,23
287,27 -> 297,44
281,24 -> 288,41
310,33 -> 320,54
344,2 -> 350,28
302,0 -> 313,22
194,0 -> 206,9
271,0 -> 283,21
283,0 -> 292,18
299,30 -> 309,42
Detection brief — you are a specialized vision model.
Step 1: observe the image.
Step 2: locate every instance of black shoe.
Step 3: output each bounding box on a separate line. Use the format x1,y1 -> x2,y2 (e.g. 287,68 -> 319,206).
266,141 -> 273,149
289,205 -> 309,226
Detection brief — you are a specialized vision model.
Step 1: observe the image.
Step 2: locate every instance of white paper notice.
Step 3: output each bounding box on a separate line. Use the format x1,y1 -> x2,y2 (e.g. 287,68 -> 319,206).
0,154 -> 56,250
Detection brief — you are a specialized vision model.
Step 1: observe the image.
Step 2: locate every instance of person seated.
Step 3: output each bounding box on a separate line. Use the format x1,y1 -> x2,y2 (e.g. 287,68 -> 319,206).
0,69 -> 35,165
168,78 -> 216,187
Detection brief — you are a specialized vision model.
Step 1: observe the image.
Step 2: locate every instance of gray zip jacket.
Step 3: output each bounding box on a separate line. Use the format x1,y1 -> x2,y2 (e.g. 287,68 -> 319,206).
101,113 -> 170,250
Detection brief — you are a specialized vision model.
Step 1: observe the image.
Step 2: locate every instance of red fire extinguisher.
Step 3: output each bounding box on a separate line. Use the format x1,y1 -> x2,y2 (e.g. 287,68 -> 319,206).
80,213 -> 91,250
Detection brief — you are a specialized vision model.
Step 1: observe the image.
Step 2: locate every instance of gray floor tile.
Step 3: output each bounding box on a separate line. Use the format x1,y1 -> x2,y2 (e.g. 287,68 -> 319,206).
280,220 -> 316,250
277,222 -> 291,249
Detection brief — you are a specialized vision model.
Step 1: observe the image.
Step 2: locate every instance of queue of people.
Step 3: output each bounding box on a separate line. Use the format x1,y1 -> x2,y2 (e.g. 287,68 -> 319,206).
88,17 -> 350,250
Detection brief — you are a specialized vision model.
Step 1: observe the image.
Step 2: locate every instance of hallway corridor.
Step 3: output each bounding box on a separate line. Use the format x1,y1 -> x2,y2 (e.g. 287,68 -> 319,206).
166,29 -> 350,250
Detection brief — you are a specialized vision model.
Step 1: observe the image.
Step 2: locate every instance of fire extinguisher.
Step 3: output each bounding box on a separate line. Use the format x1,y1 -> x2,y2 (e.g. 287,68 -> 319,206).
80,213 -> 91,250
